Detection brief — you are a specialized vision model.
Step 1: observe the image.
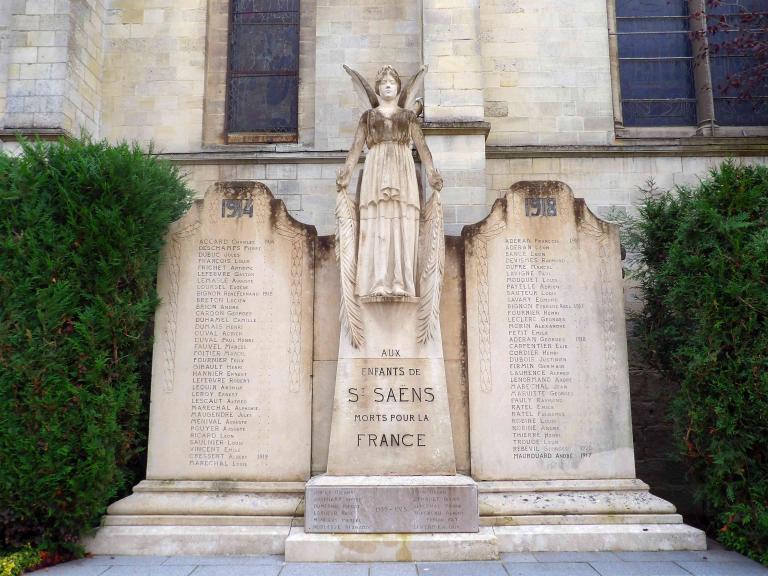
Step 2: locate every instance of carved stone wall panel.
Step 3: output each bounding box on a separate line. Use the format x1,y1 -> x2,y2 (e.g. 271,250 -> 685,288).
148,181 -> 315,482
465,181 -> 635,481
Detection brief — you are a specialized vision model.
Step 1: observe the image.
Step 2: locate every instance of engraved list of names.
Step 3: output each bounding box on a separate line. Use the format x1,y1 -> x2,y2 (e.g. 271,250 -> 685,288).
190,237 -> 271,470
468,183 -> 636,480
147,183 -> 313,482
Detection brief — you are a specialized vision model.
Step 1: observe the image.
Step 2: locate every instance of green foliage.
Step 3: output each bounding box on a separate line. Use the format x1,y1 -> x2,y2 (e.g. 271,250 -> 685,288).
0,546 -> 41,576
0,138 -> 192,549
625,161 -> 768,565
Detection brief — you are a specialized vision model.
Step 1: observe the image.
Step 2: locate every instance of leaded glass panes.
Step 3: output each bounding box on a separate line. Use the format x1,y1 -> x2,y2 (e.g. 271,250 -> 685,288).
616,0 -> 697,126
707,0 -> 768,125
227,0 -> 299,139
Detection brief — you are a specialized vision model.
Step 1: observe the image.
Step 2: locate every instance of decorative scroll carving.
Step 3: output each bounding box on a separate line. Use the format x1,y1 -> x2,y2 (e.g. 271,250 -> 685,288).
163,220 -> 201,393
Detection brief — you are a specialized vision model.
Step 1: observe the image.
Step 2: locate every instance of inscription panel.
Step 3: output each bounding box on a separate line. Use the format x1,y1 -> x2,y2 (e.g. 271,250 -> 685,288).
465,181 -> 636,481
147,182 -> 314,481
325,300 -> 457,476
305,482 -> 478,533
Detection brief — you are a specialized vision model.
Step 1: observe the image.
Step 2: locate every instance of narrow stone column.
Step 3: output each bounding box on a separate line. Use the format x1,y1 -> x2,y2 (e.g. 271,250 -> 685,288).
422,0 -> 489,235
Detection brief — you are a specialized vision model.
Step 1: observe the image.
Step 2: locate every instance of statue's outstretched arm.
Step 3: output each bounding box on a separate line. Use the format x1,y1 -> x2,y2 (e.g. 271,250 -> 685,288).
337,115 -> 367,190
411,121 -> 443,192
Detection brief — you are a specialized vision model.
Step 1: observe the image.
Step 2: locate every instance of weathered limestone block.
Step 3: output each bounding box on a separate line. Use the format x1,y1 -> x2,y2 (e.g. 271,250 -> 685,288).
465,181 -> 635,480
147,181 -> 315,482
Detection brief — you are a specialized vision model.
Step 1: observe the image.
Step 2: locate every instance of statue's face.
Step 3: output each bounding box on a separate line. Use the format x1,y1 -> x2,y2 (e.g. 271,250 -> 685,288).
378,73 -> 399,101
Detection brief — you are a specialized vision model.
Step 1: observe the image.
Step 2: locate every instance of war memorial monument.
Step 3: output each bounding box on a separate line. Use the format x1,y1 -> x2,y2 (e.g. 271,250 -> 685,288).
84,65 -> 706,562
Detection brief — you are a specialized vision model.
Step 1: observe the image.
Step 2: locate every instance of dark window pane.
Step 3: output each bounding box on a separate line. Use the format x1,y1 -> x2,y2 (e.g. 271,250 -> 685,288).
622,100 -> 697,125
227,0 -> 299,135
617,0 -> 696,126
232,0 -> 299,13
229,76 -> 298,133
705,2 -> 768,124
710,52 -> 768,97
714,98 -> 768,125
617,30 -> 691,58
616,0 -> 688,17
617,16 -> 690,33
230,24 -> 299,73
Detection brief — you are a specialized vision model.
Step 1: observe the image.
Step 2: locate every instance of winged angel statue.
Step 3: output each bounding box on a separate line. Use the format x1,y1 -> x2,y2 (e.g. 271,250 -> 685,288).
335,64 -> 445,349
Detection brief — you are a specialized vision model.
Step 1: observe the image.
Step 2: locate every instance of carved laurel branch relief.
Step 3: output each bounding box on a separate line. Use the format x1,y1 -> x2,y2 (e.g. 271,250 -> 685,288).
274,208 -> 307,395
416,190 -> 445,345
163,220 -> 202,393
474,214 -> 507,394
335,188 -> 365,348
579,220 -> 618,392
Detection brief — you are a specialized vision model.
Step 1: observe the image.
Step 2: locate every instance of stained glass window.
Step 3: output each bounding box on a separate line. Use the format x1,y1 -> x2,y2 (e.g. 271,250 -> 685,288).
615,0 -> 768,128
227,0 -> 299,142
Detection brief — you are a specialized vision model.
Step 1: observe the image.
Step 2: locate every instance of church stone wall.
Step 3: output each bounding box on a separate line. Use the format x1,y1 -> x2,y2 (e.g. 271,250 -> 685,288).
101,0 -> 207,150
314,0 -> 422,151
1,0 -> 103,136
486,155 -> 768,219
480,0 -> 614,146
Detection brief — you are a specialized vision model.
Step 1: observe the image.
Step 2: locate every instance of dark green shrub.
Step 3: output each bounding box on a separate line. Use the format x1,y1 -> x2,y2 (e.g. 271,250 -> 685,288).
0,138 -> 192,549
625,161 -> 768,565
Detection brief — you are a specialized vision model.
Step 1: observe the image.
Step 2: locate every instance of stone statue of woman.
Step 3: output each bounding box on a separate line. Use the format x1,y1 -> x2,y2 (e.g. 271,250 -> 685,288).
335,65 -> 445,348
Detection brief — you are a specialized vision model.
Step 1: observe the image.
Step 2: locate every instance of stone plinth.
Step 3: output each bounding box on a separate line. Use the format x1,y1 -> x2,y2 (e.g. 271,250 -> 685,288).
83,480 -> 305,556
285,527 -> 499,562
305,475 -> 478,533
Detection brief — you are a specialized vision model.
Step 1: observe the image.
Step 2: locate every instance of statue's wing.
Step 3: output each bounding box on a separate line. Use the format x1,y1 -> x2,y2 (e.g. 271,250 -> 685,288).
398,65 -> 428,115
335,185 -> 365,348
416,189 -> 445,345
343,65 -> 378,110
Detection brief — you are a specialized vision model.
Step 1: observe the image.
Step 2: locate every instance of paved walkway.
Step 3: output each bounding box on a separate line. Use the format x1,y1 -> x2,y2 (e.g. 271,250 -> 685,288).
30,545 -> 768,576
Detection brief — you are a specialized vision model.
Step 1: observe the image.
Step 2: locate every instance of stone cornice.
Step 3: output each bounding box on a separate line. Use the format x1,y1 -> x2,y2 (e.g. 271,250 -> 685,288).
487,141 -> 768,159
157,140 -> 768,165
0,128 -> 72,141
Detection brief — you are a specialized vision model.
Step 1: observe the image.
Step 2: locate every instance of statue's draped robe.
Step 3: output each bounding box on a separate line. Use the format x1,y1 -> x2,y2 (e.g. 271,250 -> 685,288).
356,108 -> 420,297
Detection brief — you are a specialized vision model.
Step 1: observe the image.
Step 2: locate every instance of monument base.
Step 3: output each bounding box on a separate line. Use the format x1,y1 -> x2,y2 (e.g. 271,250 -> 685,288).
478,479 -> 707,552
83,480 -> 305,555
492,524 -> 706,552
304,475 -> 479,533
285,527 -> 498,562
83,525 -> 290,556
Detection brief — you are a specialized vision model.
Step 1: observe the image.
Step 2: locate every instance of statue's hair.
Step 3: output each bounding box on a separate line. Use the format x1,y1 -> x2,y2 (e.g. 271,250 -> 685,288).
374,65 -> 401,95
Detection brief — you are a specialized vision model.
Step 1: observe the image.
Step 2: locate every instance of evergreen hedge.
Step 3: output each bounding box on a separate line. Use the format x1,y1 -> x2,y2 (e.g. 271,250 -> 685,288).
0,138 -> 192,550
625,161 -> 768,565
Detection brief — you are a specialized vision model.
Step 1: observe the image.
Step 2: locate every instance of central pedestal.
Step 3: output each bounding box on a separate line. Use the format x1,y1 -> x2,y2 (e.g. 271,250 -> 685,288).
326,299 -> 456,476
305,475 -> 479,533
